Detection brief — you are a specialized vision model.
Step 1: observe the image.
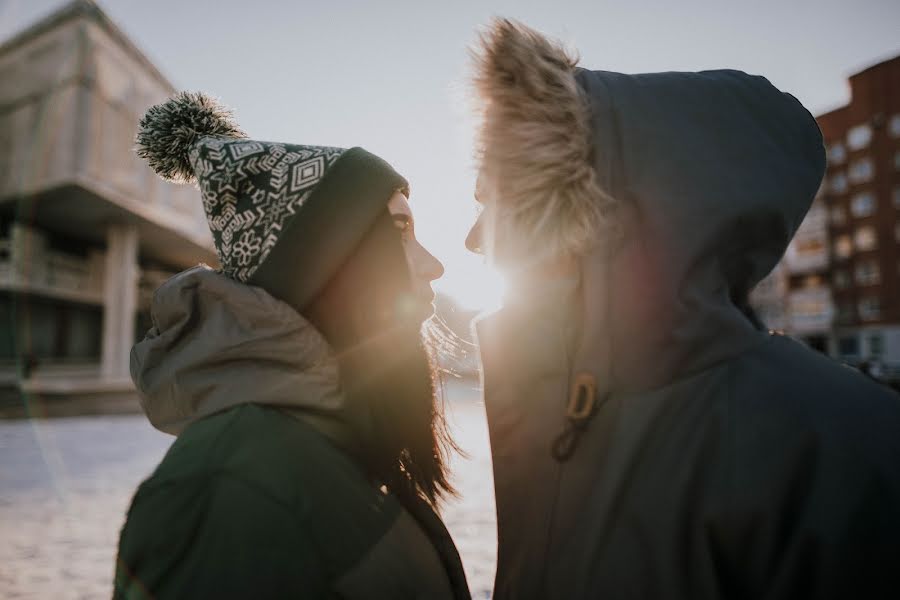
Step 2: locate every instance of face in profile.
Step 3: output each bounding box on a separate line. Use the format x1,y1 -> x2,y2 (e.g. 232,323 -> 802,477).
465,173 -> 489,258
387,191 -> 444,322
308,191 -> 452,508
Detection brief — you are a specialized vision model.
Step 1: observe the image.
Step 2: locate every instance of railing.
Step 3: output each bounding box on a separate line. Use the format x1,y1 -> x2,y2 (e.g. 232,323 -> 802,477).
0,224 -> 105,304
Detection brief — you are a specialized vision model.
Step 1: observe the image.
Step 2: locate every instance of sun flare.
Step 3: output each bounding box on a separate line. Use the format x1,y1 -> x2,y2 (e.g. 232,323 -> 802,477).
438,257 -> 507,314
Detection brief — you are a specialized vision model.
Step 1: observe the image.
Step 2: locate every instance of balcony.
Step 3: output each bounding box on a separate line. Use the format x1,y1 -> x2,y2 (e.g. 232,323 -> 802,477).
787,287 -> 835,334
782,201 -> 829,274
0,224 -> 104,305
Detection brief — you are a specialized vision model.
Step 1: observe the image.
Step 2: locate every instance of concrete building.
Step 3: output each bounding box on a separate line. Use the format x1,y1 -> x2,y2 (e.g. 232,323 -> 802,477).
0,0 -> 216,411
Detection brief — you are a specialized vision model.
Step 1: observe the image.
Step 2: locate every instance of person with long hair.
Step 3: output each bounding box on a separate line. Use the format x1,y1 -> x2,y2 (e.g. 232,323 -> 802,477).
466,19 -> 900,600
114,92 -> 470,599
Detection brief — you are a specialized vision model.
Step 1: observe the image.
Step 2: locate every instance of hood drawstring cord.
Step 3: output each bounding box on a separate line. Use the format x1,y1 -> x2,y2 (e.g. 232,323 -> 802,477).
552,373 -> 604,461
551,242 -> 616,463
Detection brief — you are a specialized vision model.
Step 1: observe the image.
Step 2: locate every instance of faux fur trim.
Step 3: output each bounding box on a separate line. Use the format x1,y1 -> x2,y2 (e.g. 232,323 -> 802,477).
472,19 -> 616,260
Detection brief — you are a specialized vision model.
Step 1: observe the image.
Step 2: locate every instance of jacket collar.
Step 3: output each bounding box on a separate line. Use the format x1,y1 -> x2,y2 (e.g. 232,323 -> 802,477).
131,265 -> 349,443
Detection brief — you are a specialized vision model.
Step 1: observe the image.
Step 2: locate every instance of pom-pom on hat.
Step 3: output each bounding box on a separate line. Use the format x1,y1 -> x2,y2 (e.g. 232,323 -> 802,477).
136,92 -> 408,312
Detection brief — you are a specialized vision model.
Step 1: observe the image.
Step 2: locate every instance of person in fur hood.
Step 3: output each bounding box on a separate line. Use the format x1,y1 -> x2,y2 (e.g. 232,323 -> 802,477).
467,19 -> 900,600
114,93 -> 470,599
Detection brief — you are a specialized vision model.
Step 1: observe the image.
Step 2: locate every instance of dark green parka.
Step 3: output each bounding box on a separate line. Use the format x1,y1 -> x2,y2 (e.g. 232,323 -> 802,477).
115,266 -> 470,600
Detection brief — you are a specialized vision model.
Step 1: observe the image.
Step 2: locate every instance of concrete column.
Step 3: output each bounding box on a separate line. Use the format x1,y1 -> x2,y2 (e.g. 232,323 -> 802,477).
100,224 -> 139,380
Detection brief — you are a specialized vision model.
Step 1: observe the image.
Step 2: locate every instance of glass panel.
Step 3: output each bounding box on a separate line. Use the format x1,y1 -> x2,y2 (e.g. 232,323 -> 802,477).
833,235 -> 853,259
890,114 -> 900,138
869,334 -> 884,357
830,206 -> 846,225
848,158 -> 874,184
854,226 -> 878,251
838,335 -> 859,356
854,260 -> 881,285
850,192 -> 876,217
833,270 -> 851,289
847,124 -> 873,150
829,172 -> 848,194
827,142 -> 847,164
858,297 -> 881,321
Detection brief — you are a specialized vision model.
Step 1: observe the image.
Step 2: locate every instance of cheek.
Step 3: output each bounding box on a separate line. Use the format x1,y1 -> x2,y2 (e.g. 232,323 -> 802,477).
403,242 -> 426,278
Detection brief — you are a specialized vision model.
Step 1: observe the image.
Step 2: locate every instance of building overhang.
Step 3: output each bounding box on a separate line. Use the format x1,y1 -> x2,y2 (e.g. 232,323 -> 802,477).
0,181 -> 218,270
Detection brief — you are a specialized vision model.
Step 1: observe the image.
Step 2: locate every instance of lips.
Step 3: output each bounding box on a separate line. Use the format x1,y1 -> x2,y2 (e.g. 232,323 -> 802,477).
412,288 -> 436,321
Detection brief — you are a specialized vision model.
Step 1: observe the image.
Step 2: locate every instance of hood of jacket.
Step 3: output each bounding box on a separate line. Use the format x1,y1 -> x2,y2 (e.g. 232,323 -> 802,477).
131,265 -> 345,437
471,22 -> 835,599
474,20 -> 826,395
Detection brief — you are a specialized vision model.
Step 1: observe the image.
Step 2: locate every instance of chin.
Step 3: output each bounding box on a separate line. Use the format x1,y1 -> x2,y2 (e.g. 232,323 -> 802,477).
402,290 -> 436,325
413,301 -> 436,325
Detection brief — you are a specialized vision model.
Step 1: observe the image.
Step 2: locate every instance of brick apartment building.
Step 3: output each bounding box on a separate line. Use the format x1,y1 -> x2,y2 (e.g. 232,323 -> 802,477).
753,55 -> 900,376
820,55 -> 900,373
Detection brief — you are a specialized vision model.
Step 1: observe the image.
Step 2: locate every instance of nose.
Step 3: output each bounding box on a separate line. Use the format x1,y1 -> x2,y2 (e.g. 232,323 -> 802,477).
414,242 -> 444,282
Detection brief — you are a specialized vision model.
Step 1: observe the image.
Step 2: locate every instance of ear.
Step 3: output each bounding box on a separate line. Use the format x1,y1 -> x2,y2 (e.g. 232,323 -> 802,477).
472,19 -> 615,260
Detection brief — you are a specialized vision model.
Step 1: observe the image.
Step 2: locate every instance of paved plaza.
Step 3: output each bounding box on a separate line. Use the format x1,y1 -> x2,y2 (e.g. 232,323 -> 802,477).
0,380 -> 496,599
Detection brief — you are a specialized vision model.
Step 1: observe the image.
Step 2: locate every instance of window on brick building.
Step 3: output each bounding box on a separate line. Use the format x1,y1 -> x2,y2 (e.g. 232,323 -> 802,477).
829,172 -> 848,194
890,114 -> 900,138
833,269 -> 851,289
854,226 -> 878,251
893,186 -> 900,209
838,334 -> 858,356
847,124 -> 873,150
848,158 -> 874,184
830,205 -> 847,225
803,274 -> 823,287
838,336 -> 859,358
850,192 -> 876,217
858,297 -> 881,321
855,260 -> 880,285
833,234 -> 853,259
836,306 -> 856,328
827,142 -> 847,164
869,333 -> 885,357
795,238 -> 825,257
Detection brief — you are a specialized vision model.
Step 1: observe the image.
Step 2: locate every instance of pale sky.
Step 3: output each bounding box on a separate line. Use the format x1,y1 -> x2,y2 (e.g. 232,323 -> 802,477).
2,0 -> 899,309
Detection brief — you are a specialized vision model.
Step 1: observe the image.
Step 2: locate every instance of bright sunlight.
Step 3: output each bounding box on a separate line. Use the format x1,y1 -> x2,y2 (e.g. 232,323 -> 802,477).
437,255 -> 507,314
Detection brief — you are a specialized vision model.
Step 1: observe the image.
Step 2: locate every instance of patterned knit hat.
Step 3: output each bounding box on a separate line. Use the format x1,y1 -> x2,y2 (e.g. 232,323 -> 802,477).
136,91 -> 408,311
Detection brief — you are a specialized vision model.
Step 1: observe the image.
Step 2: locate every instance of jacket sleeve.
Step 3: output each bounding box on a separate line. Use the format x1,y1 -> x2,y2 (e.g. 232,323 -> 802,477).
114,473 -> 331,599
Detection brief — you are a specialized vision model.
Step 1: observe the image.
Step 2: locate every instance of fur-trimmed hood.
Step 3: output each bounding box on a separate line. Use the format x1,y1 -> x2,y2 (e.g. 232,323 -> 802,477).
467,22 -> 900,600
473,19 -> 826,392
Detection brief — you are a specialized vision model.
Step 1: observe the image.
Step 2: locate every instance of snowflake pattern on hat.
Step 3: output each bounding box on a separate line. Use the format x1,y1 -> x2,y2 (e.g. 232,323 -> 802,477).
188,136 -> 346,282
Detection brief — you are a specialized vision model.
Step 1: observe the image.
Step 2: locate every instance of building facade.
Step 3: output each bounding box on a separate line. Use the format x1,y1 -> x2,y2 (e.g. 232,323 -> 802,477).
752,55 -> 900,378
0,0 -> 216,408
819,55 -> 900,375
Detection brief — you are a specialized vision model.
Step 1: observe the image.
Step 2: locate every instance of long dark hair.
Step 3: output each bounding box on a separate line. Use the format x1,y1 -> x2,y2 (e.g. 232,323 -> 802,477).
304,209 -> 456,509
